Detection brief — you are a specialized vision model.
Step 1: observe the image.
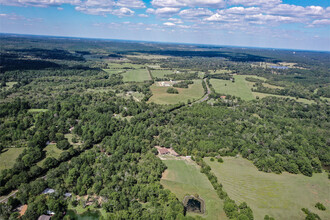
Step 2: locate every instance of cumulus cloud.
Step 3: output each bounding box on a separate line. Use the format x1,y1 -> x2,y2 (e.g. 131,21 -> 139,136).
310,19 -> 330,26
151,0 -> 225,8
228,0 -> 281,8
115,0 -> 145,8
147,7 -> 180,17
138,14 -> 149,17
0,0 -> 80,7
112,7 -> 134,16
163,22 -> 175,26
179,8 -> 213,19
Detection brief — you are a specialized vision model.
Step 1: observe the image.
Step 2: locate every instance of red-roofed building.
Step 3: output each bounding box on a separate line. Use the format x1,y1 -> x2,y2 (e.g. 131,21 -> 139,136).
158,148 -> 170,155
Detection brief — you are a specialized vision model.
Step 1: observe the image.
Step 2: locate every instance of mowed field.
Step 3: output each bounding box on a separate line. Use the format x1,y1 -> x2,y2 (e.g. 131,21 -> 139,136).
148,80 -> 204,104
211,75 -> 314,104
122,69 -> 151,82
204,157 -> 330,220
161,157 -> 227,219
150,69 -> 175,78
37,144 -> 64,167
0,148 -> 25,171
210,75 -> 255,101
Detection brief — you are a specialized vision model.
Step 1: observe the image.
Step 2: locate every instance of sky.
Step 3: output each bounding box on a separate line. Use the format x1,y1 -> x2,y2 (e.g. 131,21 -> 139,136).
0,0 -> 329,51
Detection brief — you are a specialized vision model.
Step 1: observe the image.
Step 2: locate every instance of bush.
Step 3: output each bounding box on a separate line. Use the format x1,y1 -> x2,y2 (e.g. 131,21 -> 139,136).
217,158 -> 224,163
166,87 -> 179,94
210,158 -> 215,162
315,202 -> 326,211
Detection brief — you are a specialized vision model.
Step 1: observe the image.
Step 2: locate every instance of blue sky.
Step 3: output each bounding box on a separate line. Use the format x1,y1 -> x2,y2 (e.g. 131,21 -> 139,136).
0,0 -> 329,51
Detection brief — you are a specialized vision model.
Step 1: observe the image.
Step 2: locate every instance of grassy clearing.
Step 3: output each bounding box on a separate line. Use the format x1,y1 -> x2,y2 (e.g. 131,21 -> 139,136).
1,82 -> 17,91
37,144 -> 64,167
210,75 -> 255,101
211,75 -> 314,104
102,69 -> 124,75
148,80 -> 204,105
65,133 -> 82,149
252,92 -> 315,104
107,63 -> 144,69
205,157 -> 330,220
209,69 -> 232,74
150,70 -> 175,78
27,109 -> 49,113
0,148 -> 25,171
161,157 -> 227,219
122,69 -> 151,82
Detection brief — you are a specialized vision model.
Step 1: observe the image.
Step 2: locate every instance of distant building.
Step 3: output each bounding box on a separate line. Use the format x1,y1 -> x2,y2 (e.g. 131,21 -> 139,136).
158,148 -> 170,155
47,210 -> 55,215
42,188 -> 55,194
64,192 -> 72,198
38,215 -> 51,220
19,204 -> 28,217
220,96 -> 226,99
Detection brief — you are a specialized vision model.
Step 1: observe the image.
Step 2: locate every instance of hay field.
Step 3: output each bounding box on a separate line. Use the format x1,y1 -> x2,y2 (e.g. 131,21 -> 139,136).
161,157 -> 227,219
0,148 -> 25,171
205,157 -> 330,220
148,80 -> 204,104
122,69 -> 151,82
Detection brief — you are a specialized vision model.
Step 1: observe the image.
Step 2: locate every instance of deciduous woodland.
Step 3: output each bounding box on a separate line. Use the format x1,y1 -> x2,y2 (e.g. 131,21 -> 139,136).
0,34 -> 329,220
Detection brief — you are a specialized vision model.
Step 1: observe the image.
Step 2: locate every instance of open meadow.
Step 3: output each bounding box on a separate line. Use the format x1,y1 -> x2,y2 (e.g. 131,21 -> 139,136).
37,144 -> 64,168
160,156 -> 227,219
150,69 -> 175,78
211,75 -> 314,104
205,157 -> 330,220
210,75 -> 255,101
0,148 -> 25,171
122,69 -> 151,82
148,80 -> 204,104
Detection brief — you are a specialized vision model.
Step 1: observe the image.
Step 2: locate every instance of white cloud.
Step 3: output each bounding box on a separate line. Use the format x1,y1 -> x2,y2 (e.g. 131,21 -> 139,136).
245,13 -> 300,25
115,0 -> 145,8
311,19 -> 330,26
228,0 -> 281,8
0,13 -> 25,20
164,22 -> 176,26
168,18 -> 183,23
147,7 -> 180,17
179,8 -> 213,19
0,0 -> 80,7
138,14 -> 149,17
151,0 -> 225,8
112,7 -> 134,16
57,7 -> 64,10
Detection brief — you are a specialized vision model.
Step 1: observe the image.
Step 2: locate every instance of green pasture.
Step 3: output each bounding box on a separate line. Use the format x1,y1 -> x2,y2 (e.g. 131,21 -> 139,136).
107,63 -> 144,69
161,157 -> 227,219
122,69 -> 151,82
150,70 -> 175,78
148,80 -> 204,104
102,69 -> 125,75
210,75 -> 255,101
205,157 -> 330,220
0,148 -> 25,171
37,144 -> 64,167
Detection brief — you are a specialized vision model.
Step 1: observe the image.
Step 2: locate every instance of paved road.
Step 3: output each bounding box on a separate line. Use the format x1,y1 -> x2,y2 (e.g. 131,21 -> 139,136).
196,78 -> 211,103
0,190 -> 18,203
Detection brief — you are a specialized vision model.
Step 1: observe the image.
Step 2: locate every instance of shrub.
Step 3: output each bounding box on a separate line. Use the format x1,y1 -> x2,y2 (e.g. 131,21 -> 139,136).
315,202 -> 326,211
167,87 -> 179,94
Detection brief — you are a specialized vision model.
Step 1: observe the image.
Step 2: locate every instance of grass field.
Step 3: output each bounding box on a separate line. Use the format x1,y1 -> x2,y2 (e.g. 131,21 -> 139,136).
27,109 -> 49,113
148,80 -> 204,104
1,82 -> 17,91
107,63 -> 144,69
37,144 -> 64,167
161,156 -> 227,219
205,157 -> 330,220
102,69 -> 125,75
0,148 -> 25,171
150,70 -> 175,78
210,75 -> 255,101
211,75 -> 314,104
122,69 -> 151,82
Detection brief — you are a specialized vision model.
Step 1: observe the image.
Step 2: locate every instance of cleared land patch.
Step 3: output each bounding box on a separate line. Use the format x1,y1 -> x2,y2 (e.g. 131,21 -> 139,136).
210,75 -> 254,101
205,157 -> 330,220
148,80 -> 204,104
37,144 -> 64,167
150,70 -> 175,78
160,157 -> 227,219
0,148 -> 25,171
122,69 -> 151,82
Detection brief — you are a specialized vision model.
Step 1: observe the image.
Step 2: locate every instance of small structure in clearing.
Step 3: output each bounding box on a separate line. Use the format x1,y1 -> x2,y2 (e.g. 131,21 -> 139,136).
38,215 -> 51,220
183,195 -> 205,214
155,146 -> 170,155
42,188 -> 55,194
